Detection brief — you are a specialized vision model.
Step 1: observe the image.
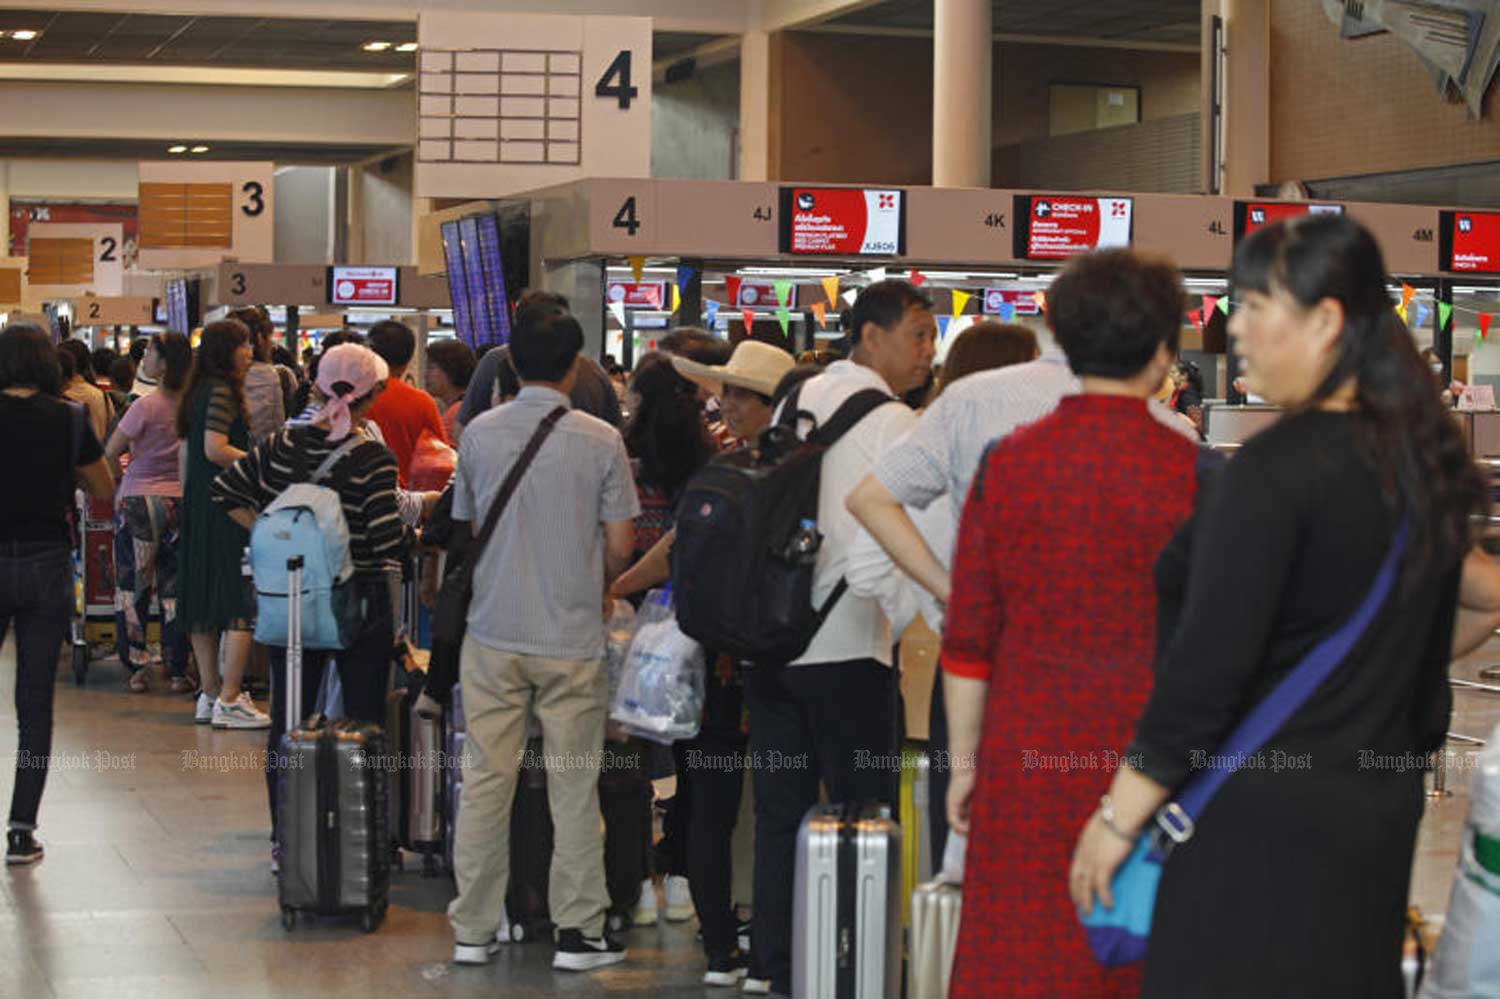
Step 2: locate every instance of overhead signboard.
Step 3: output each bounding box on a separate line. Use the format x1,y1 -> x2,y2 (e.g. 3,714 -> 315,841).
606,280 -> 667,309
734,281 -> 797,308
1233,201 -> 1344,240
1013,195 -> 1133,260
779,187 -> 905,256
415,12 -> 651,200
328,266 -> 400,306
1440,210 -> 1500,273
26,223 -> 124,298
70,297 -> 154,326
137,161 -> 274,270
0,257 -> 24,308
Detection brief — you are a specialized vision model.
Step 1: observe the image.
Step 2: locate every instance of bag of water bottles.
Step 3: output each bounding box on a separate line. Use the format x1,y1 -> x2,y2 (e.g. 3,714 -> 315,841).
1420,724 -> 1500,999
610,586 -> 704,744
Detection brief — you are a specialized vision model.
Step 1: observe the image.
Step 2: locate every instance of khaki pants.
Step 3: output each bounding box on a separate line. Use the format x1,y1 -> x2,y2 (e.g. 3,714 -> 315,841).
447,635 -> 609,942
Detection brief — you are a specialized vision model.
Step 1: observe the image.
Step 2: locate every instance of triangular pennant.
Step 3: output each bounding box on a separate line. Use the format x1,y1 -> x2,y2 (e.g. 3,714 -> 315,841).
1216,295 -> 1230,315
1190,311 -> 1204,331
821,276 -> 840,306
1414,301 -> 1431,328
741,308 -> 756,333
1201,296 -> 1218,327
776,307 -> 790,336
1439,301 -> 1453,329
676,264 -> 697,295
608,301 -> 628,328
937,315 -> 952,339
773,279 -> 793,308
1482,313 -> 1493,339
951,290 -> 972,318
997,301 -> 1015,322
1395,302 -> 1407,323
1401,283 -> 1416,310
628,256 -> 645,284
867,266 -> 887,284
1032,290 -> 1047,313
842,289 -> 858,306
725,275 -> 743,306
704,299 -> 721,328
909,269 -> 927,288
811,301 -> 827,328
671,283 -> 682,314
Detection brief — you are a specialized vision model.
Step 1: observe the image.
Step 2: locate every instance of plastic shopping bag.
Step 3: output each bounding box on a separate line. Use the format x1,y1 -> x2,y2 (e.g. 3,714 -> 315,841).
408,429 -> 457,492
604,599 -> 637,702
610,586 -> 705,744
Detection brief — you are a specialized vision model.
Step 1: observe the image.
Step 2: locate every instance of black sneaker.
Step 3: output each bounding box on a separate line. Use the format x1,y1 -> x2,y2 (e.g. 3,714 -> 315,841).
5,830 -> 43,866
704,951 -> 749,987
552,928 -> 626,971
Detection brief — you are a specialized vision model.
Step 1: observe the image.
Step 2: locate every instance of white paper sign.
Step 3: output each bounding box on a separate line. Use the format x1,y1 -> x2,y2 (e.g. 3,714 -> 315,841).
26,223 -> 124,299
1459,384 -> 1496,411
136,161 -> 274,270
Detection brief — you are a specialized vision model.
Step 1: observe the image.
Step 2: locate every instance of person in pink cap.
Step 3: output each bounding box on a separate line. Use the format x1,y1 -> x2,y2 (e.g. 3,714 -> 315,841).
212,342 -> 405,874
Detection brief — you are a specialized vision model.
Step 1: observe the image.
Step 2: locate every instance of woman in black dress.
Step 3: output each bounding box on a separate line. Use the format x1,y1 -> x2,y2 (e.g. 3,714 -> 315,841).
1069,214 -> 1500,998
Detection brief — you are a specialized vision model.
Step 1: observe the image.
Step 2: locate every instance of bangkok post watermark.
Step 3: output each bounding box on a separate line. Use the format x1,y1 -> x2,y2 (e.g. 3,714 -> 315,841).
1021,750 -> 1143,774
1359,748 -> 1484,777
19,750 -> 136,771
1189,749 -> 1312,772
684,749 -> 811,773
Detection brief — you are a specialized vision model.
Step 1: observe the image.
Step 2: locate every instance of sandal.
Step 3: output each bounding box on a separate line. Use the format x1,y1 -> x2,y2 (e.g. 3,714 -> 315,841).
126,670 -> 148,693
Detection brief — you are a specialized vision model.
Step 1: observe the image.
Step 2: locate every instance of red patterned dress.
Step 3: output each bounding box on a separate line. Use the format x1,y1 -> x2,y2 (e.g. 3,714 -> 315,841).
941,395 -> 1198,999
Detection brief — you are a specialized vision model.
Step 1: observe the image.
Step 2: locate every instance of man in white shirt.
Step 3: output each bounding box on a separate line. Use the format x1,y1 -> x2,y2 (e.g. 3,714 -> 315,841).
745,280 -> 934,999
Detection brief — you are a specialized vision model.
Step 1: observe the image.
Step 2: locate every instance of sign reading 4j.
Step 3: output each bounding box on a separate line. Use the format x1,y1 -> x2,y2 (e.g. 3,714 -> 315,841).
415,13 -> 652,200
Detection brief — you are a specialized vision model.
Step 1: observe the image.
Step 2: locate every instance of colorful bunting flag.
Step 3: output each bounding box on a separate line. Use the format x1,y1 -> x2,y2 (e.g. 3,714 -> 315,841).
628,256 -> 645,284
951,290 -> 972,318
1216,295 -> 1230,315
909,269 -> 927,288
842,289 -> 858,307
867,266 -> 887,284
676,264 -> 697,295
1190,311 -> 1204,331
1032,290 -> 1047,313
937,315 -> 952,339
741,308 -> 756,333
1395,302 -> 1407,323
1439,301 -> 1453,329
725,275 -> 743,306
1414,301 -> 1431,328
997,301 -> 1016,322
811,302 -> 827,328
1201,296 -> 1218,328
776,307 -> 791,336
821,276 -> 840,306
773,280 -> 793,308
1482,313 -> 1493,342
1401,283 -> 1416,310
608,301 -> 628,329
704,299 -> 721,327
671,283 -> 682,314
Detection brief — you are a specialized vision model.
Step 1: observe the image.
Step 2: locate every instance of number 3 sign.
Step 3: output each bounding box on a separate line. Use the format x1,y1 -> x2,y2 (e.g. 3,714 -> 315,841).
136,160 -> 275,270
415,12 -> 651,199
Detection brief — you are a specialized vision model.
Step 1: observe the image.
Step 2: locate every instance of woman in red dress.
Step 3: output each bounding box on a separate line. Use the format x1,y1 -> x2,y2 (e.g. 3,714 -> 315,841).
941,249 -> 1202,999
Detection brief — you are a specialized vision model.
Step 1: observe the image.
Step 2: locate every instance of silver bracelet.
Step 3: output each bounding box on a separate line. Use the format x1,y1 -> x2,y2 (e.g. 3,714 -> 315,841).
1097,795 -> 1139,843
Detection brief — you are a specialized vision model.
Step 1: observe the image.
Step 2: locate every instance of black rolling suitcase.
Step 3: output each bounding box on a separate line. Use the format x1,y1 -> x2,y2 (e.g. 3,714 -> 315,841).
276,556 -> 391,933
506,734 -> 554,942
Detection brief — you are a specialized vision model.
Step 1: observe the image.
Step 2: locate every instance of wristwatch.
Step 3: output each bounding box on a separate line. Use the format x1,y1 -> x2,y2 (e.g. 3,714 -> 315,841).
1097,795 -> 1139,843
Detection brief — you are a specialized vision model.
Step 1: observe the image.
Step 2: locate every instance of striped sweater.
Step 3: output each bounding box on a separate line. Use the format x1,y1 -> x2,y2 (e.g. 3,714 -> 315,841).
211,424 -> 404,576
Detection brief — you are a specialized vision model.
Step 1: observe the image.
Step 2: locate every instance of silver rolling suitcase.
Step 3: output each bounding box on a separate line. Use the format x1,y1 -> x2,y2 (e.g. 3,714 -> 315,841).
386,686 -> 444,875
276,555 -> 391,932
793,802 -> 903,999
443,682 -> 465,875
909,881 -> 962,999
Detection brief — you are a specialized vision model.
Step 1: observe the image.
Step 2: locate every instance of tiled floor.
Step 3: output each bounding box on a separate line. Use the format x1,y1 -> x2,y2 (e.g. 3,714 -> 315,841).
0,631 -> 1495,997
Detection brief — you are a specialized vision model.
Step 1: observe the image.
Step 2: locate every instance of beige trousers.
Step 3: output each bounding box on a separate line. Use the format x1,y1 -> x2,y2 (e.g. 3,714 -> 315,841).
447,635 -> 609,942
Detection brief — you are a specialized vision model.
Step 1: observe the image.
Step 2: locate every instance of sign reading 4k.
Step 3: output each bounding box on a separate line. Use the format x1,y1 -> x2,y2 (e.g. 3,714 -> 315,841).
416,12 -> 651,199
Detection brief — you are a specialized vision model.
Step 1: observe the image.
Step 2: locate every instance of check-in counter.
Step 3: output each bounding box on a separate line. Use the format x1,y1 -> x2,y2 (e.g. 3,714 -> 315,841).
1461,411 -> 1500,459
1204,402 -> 1282,447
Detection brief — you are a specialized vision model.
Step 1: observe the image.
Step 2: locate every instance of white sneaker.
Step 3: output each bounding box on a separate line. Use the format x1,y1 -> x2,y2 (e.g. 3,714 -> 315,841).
742,976 -> 772,995
633,878 -> 659,926
452,939 -> 503,965
664,875 -> 693,922
212,695 -> 271,729
195,692 -> 214,725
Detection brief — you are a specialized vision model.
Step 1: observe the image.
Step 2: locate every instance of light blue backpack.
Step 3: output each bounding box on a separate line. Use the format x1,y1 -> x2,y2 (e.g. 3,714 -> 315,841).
250,438 -> 362,650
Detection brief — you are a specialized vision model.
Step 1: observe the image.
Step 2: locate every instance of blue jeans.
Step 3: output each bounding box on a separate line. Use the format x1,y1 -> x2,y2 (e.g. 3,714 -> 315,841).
0,542 -> 72,830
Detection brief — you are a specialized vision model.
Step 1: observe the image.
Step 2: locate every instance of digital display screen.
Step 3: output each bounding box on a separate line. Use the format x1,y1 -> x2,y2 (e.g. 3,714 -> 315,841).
734,282 -> 796,308
474,213 -> 512,346
1440,210 -> 1500,273
328,266 -> 400,306
457,216 -> 495,348
607,281 -> 668,309
440,221 -> 476,348
981,287 -> 1043,316
1233,201 -> 1343,240
166,278 -> 188,335
779,187 -> 905,256
1012,195 -> 1134,260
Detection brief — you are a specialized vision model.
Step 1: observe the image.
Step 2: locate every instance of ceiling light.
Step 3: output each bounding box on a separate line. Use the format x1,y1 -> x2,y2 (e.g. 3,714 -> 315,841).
362,41 -> 391,52
10,30 -> 38,41
190,145 -> 210,153
167,145 -> 188,154
395,42 -> 418,53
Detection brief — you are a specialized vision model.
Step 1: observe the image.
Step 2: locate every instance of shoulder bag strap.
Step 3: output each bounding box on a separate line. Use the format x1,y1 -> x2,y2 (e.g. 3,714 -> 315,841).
309,434 -> 365,485
809,388 -> 895,447
464,404 -> 568,572
1159,516 -> 1410,843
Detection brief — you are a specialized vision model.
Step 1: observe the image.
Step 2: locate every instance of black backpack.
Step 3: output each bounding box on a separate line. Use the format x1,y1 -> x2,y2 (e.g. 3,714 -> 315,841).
671,384 -> 894,663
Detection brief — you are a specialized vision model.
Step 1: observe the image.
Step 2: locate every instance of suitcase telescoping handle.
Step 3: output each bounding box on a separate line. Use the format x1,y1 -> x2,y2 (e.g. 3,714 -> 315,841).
286,556 -> 303,731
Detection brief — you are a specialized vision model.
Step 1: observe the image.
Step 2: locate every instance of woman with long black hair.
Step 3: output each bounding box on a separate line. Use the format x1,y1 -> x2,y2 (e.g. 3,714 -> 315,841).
1070,214 -> 1500,998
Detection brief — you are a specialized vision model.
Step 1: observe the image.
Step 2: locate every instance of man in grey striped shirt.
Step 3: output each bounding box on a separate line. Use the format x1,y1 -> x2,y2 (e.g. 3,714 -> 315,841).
446,310 -> 638,973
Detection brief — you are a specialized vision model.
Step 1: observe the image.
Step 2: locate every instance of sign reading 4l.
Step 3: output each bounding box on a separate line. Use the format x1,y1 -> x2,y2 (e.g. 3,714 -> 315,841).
415,12 -> 652,199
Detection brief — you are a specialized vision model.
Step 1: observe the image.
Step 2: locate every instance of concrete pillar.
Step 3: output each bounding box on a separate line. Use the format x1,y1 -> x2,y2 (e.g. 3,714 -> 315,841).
1214,0 -> 1270,197
739,30 -> 771,181
932,0 -> 993,188
0,162 -> 9,258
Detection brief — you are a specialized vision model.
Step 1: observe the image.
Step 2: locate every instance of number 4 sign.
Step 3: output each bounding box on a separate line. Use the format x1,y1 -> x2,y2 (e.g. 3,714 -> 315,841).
415,12 -> 651,199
